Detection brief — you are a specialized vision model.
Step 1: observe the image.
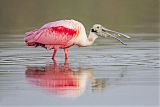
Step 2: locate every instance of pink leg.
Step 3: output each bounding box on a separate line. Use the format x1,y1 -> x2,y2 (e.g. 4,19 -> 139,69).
64,48 -> 69,59
64,58 -> 68,65
52,49 -> 58,60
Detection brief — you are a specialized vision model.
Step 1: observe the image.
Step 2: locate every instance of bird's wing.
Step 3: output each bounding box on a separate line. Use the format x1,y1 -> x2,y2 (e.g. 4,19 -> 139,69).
40,20 -> 78,30
33,26 -> 77,45
25,20 -> 79,46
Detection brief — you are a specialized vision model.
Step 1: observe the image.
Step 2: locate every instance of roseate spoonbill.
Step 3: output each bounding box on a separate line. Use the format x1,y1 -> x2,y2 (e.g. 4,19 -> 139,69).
24,19 -> 130,59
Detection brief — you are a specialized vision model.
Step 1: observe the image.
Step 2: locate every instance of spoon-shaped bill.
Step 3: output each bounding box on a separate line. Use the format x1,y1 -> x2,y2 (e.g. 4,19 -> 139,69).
101,27 -> 130,45
102,27 -> 131,39
104,32 -> 127,45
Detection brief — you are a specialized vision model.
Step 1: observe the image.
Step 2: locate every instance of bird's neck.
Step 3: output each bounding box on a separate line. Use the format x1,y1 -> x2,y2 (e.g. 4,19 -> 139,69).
74,31 -> 98,47
86,32 -> 98,46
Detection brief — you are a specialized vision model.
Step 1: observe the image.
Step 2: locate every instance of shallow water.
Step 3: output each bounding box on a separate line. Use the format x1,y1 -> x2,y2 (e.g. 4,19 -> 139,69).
0,34 -> 159,107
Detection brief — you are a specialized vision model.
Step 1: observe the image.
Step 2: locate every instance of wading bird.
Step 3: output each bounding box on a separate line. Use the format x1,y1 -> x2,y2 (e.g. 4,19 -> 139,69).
25,19 -> 130,59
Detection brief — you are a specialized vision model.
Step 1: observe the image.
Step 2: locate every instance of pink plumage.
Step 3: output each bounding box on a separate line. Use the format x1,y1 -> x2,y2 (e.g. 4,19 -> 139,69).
25,20 -> 82,59
25,20 -> 79,49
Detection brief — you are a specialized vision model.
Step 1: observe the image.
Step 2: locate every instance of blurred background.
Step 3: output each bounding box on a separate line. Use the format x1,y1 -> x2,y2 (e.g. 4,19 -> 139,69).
0,0 -> 159,34
0,1 -> 159,106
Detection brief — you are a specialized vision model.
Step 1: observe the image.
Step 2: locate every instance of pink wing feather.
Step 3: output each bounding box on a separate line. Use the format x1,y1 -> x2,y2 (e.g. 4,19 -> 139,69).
25,20 -> 79,49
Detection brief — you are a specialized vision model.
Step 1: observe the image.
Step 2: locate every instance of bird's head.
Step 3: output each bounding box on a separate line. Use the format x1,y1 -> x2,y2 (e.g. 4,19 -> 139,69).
91,24 -> 103,34
91,24 -> 131,45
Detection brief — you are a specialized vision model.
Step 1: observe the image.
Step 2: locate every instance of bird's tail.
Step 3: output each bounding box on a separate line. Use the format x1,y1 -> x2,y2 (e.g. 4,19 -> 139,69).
24,29 -> 39,46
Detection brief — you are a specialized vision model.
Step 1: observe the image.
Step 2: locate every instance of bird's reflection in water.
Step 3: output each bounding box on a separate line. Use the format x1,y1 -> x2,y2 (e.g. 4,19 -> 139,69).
25,60 -> 106,98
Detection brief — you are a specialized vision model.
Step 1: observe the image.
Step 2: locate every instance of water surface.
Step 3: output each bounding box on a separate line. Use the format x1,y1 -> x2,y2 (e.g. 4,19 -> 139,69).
0,34 -> 159,107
